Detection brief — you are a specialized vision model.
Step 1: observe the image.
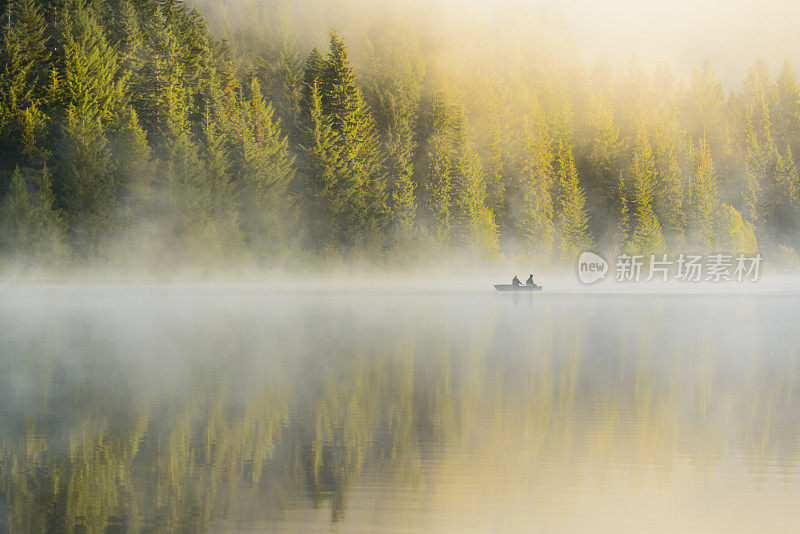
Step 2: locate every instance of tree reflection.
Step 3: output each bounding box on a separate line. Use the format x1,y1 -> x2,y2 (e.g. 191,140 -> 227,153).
0,294 -> 798,531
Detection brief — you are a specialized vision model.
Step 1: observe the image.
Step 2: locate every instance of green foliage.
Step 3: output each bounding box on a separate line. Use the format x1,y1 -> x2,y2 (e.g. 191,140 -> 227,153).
686,134 -> 719,250
422,131 -> 453,248
579,93 -> 621,246
231,77 -> 296,257
651,115 -> 685,244
0,0 -> 799,268
55,107 -> 115,251
519,103 -> 555,257
57,2 -> 123,124
554,133 -> 593,260
0,0 -> 50,164
624,126 -> 665,254
715,203 -> 757,253
0,166 -> 65,261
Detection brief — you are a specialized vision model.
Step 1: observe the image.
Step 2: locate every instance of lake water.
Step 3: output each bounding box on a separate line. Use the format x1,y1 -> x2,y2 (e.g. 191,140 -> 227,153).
0,286 -> 798,532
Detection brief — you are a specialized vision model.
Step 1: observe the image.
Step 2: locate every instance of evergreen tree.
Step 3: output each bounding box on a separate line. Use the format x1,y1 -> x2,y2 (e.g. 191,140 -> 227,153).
774,60 -> 800,156
767,143 -> 800,242
0,0 -> 50,164
625,125 -> 665,254
686,134 -> 719,249
56,107 -> 114,252
299,46 -> 325,129
580,93 -> 621,246
301,79 -> 340,248
554,133 -> 592,260
383,98 -> 417,251
422,132 -> 452,248
231,77 -> 296,257
304,30 -> 388,250
449,114 -> 497,256
483,131 -> 506,230
715,203 -> 757,253
519,104 -> 555,257
0,166 -> 65,261
3,0 -> 797,268
57,2 -> 123,124
742,90 -> 778,228
651,115 -> 685,245
109,105 -> 153,218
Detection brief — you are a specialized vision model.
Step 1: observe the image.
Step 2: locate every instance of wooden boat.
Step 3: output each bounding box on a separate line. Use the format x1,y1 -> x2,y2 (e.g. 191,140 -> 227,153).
494,284 -> 543,292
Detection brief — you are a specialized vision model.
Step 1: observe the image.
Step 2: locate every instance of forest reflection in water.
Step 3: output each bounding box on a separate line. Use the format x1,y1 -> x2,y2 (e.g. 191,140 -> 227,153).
0,287 -> 798,532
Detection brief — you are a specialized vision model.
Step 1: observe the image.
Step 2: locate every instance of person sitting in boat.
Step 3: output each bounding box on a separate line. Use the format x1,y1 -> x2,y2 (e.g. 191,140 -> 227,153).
512,275 -> 522,286
526,274 -> 536,286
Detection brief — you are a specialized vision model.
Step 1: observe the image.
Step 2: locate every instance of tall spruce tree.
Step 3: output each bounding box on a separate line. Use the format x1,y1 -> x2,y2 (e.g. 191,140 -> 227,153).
231,77 -> 296,257
580,93 -> 621,247
423,132 -> 453,248
449,114 -> 498,256
554,131 -> 593,260
774,60 -> 800,157
0,0 -> 50,165
625,125 -> 665,254
519,103 -> 555,257
302,30 -> 387,250
651,114 -> 685,245
686,133 -> 719,249
0,166 -> 65,261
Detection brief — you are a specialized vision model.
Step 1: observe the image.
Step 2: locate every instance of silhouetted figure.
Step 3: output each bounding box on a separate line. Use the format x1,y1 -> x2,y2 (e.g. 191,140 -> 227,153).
512,275 -> 522,286
526,274 -> 535,286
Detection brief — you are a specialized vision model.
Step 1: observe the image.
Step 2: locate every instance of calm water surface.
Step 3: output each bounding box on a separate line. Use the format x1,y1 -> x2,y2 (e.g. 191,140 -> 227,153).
0,287 -> 798,532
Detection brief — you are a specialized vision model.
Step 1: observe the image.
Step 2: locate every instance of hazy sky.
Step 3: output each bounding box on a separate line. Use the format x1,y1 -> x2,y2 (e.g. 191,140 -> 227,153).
550,0 -> 800,86
193,0 -> 800,88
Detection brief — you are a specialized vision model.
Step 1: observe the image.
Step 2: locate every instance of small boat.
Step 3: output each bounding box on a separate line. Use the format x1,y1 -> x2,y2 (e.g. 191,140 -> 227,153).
494,284 -> 543,292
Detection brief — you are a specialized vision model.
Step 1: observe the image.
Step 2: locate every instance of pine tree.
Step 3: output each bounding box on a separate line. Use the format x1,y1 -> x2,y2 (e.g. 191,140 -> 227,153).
231,77 -> 296,257
0,166 -> 65,261
303,30 -> 388,250
617,173 -> 631,248
774,60 -> 800,156
626,125 -> 665,254
0,0 -> 50,164
57,2 -> 123,124
742,90 -> 778,227
299,46 -> 325,128
483,131 -> 506,229
554,133 -> 593,260
519,104 -> 555,257
423,133 -> 452,248
686,134 -> 719,249
301,79 -> 340,248
580,93 -> 621,246
257,19 -> 303,136
449,113 -> 497,255
383,97 -> 417,251
109,105 -> 153,218
768,143 -> 799,241
715,203 -> 757,253
116,0 -> 145,83
55,107 -> 114,252
651,115 -> 685,245
681,60 -> 728,175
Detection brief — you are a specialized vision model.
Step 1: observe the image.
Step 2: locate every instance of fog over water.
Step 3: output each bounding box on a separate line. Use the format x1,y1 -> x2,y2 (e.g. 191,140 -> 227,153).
1,286 -> 798,532
2,1 -> 800,530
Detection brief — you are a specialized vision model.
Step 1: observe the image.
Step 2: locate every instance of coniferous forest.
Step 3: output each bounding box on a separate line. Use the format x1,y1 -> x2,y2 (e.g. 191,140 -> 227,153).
1,0 -> 799,271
